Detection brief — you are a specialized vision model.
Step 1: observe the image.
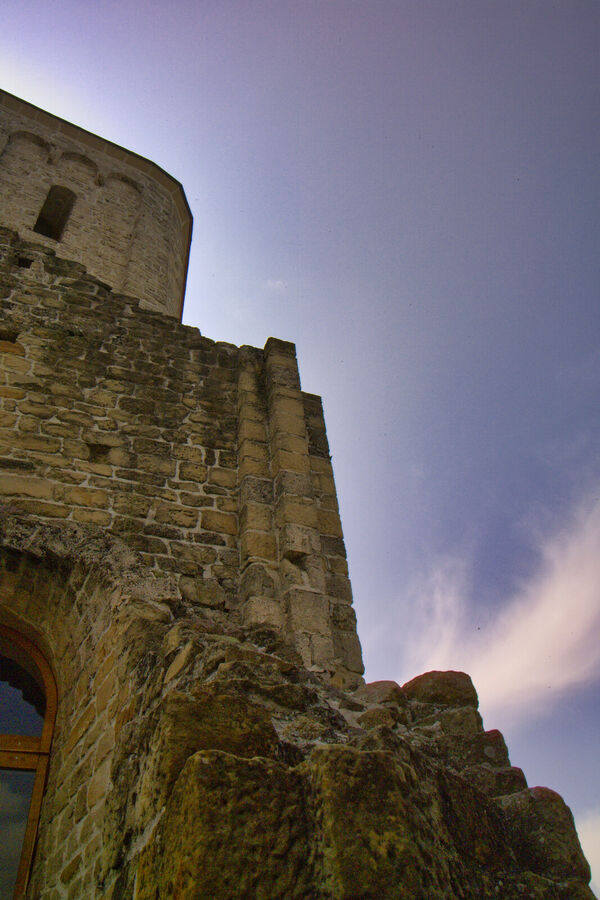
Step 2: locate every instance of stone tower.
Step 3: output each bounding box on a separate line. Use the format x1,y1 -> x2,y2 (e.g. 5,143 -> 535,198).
0,90 -> 594,899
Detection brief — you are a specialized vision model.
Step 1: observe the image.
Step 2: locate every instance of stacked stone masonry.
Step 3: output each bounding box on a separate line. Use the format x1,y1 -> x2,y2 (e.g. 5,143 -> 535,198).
0,90 -> 191,318
0,518 -> 595,898
0,226 -> 361,686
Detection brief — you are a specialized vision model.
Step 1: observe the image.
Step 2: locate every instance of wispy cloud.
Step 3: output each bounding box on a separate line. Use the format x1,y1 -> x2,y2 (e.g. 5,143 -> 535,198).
576,808 -> 600,894
395,495 -> 600,722
265,279 -> 287,293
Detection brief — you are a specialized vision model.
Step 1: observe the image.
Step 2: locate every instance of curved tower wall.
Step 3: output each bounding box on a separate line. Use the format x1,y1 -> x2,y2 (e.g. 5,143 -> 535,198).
0,90 -> 191,318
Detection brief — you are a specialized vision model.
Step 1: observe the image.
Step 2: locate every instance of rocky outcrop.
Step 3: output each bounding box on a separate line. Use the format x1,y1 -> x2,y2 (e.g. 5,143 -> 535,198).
101,623 -> 593,899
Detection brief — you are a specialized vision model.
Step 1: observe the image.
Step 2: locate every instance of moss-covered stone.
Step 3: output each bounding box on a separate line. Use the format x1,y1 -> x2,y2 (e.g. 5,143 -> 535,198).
135,751 -> 315,900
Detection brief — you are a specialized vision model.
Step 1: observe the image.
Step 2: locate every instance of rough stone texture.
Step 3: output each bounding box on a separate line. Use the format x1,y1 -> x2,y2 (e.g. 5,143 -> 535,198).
0,93 -> 595,900
0,90 -> 190,318
402,669 -> 479,708
0,224 -> 360,685
2,510 -> 592,899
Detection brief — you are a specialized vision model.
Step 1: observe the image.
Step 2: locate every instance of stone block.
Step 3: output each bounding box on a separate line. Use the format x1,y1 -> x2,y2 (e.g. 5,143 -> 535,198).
208,467 -> 237,488
138,454 -> 176,477
155,504 -> 199,529
269,407 -> 307,436
135,752 -> 310,900
271,448 -> 310,476
239,476 -> 273,505
274,469 -> 312,498
241,530 -> 277,562
280,523 -> 320,559
201,508 -> 237,536
498,787 -> 591,882
402,670 -> 478,709
308,632 -> 336,667
59,486 -> 111,508
243,596 -> 284,629
237,419 -> 267,443
240,502 -> 272,533
178,461 -> 208,481
265,363 -> 301,390
286,590 -> 330,633
333,631 -> 364,674
325,571 -> 352,601
240,563 -> 276,600
310,470 -> 336,495
275,496 -> 318,528
72,508 -> 112,526
317,508 -> 343,538
16,433 -> 61,453
11,499 -> 70,517
270,431 -> 308,454
330,601 -> 357,631
0,339 -> 25,355
0,474 -> 53,498
238,455 -> 270,478
112,494 -> 152,517
238,437 -> 269,461
327,556 -> 348,575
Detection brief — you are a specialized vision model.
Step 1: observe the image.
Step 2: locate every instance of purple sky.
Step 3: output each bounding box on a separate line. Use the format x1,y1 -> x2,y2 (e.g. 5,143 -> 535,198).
1,0 -> 599,887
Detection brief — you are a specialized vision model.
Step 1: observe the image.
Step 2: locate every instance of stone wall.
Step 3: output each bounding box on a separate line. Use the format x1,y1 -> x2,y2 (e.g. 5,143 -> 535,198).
0,226 -> 361,685
0,91 -> 191,318
0,514 -> 594,898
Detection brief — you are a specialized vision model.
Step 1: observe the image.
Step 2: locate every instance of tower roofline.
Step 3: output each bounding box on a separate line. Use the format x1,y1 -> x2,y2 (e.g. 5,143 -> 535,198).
0,89 -> 193,319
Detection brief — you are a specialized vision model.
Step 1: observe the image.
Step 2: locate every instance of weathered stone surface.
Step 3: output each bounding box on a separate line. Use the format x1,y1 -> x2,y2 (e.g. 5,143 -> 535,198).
136,751 -> 314,900
357,705 -> 396,729
0,91 -> 190,317
498,787 -> 592,882
135,739 -> 593,900
462,762 -> 528,797
402,669 -> 479,708
354,678 -> 407,707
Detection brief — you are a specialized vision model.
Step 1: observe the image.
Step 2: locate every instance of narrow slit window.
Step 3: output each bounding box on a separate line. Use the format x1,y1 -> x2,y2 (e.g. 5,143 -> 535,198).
33,186 -> 76,241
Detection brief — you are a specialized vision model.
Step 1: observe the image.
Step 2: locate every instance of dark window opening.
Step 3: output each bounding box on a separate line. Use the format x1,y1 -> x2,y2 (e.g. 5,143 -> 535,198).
0,769 -> 36,899
0,628 -> 57,899
33,186 -> 76,241
16,258 -> 33,269
0,657 -> 46,726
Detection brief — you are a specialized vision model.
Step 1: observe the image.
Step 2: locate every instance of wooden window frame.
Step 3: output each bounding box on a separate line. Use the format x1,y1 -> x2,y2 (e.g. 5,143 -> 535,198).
0,626 -> 57,899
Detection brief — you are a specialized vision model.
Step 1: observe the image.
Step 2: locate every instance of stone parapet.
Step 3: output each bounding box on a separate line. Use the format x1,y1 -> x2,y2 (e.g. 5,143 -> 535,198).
0,227 -> 363,683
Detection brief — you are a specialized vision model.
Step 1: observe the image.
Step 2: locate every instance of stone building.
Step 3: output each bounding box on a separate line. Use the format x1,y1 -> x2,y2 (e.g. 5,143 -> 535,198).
0,89 -> 595,899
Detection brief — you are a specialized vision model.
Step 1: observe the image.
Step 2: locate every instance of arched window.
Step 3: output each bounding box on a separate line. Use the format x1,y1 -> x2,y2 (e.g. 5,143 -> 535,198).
0,627 -> 57,899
